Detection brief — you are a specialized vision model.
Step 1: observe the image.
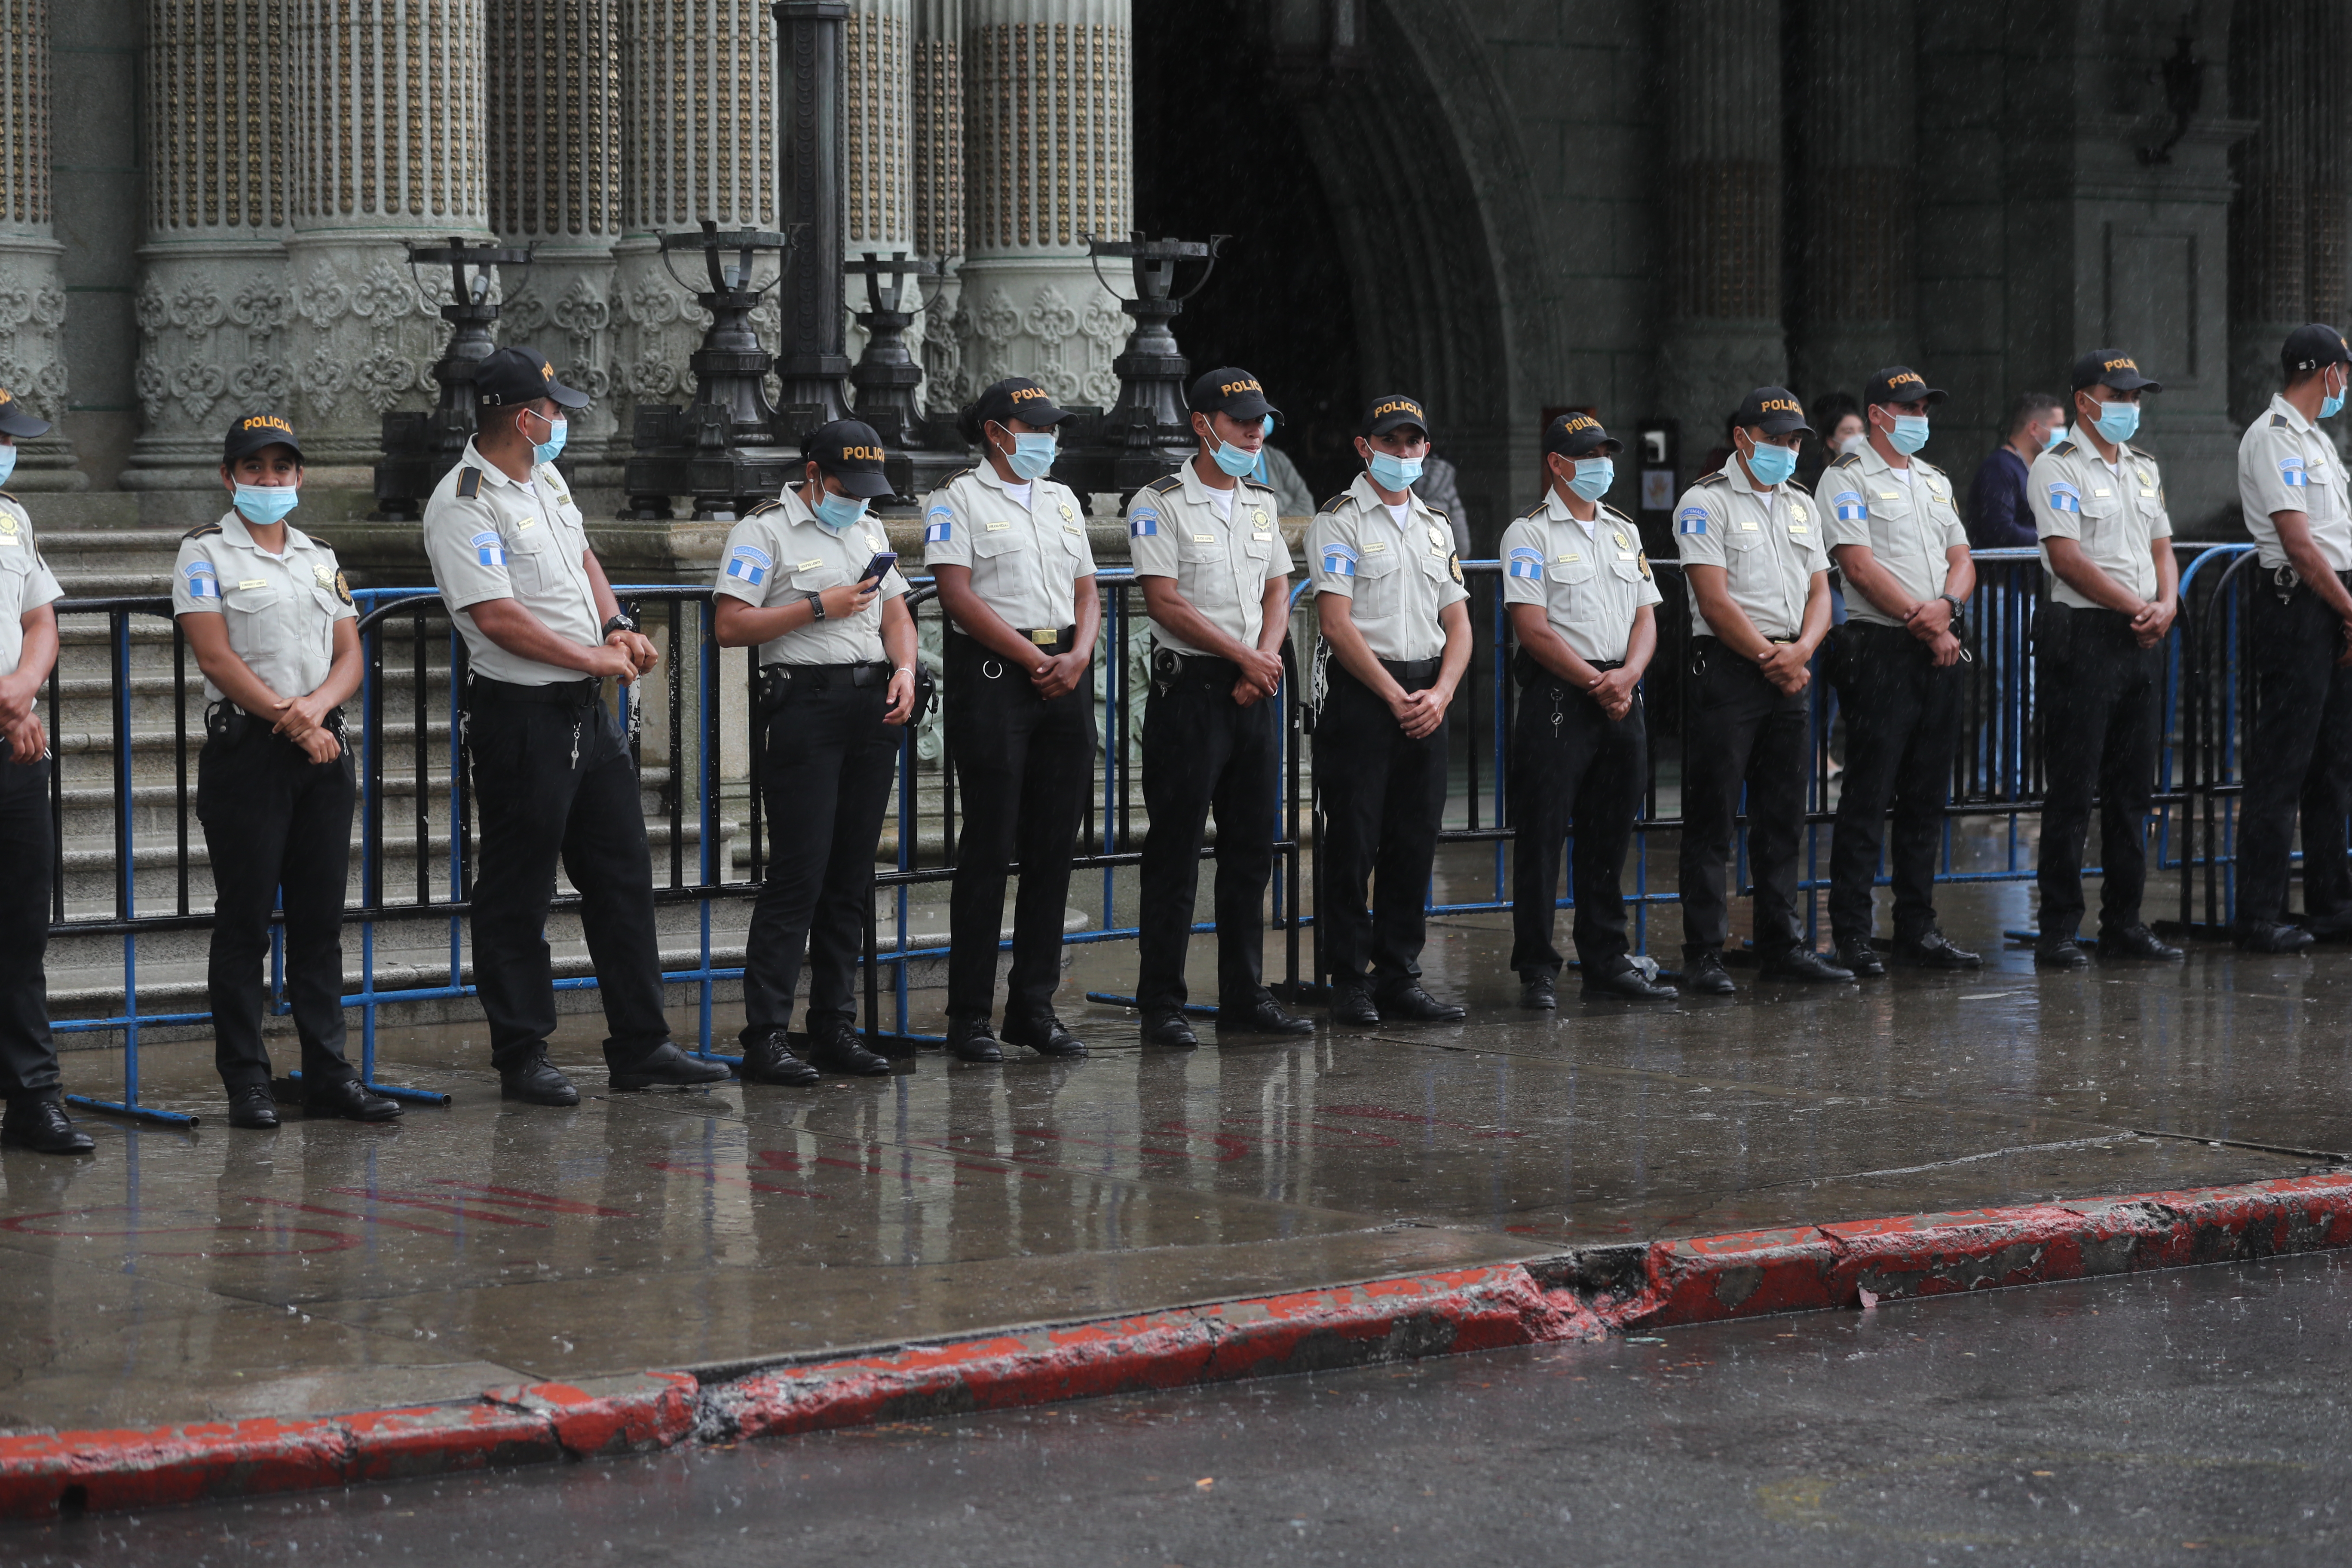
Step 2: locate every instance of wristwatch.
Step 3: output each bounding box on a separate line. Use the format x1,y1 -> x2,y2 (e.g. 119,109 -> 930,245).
804,591 -> 827,621
601,612 -> 638,638
1938,592 -> 1966,627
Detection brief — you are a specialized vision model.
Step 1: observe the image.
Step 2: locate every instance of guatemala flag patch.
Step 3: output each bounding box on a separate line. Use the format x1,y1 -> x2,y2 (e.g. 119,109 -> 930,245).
471,529 -> 507,566
1321,541 -> 1359,577
2281,456 -> 2309,489
1832,488 -> 1867,524
1130,508 -> 1158,538
2047,481 -> 2082,514
1676,505 -> 1709,536
1506,546 -> 1544,579
726,544 -> 772,586
924,506 -> 952,544
182,561 -> 218,599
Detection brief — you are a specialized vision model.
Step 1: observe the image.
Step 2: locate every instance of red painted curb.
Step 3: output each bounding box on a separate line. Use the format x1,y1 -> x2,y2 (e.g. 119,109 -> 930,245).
3,1170 -> 2346,1519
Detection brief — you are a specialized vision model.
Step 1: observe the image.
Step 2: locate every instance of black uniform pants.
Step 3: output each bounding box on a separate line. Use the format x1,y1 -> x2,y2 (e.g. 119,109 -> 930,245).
1678,643 -> 1812,958
197,722 -> 358,1090
1828,622 -> 1963,947
2237,585 -> 2352,927
943,633 -> 1094,1023
742,672 -> 901,1042
0,753 -> 59,1102
2034,604 -> 2162,938
1510,674 -> 1646,977
1315,661 -> 1449,989
1136,659 -> 1281,1014
466,679 -> 670,1073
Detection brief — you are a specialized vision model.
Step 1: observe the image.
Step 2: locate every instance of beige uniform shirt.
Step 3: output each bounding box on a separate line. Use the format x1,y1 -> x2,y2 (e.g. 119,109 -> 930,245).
1670,460 -> 1830,639
2029,438 -> 2173,608
1306,474 -> 1469,662
714,488 -> 909,667
1499,493 -> 1661,664
171,510 -> 356,703
1819,448 -> 1970,627
422,440 -> 604,685
1126,463 -> 1295,656
919,463 -> 1097,633
2237,393 -> 2351,572
0,494 -> 62,681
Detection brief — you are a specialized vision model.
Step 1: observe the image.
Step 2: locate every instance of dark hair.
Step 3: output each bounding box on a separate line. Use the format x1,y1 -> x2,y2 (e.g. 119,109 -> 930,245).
1812,391 -> 1861,429
2005,390 -> 2064,436
953,400 -> 983,447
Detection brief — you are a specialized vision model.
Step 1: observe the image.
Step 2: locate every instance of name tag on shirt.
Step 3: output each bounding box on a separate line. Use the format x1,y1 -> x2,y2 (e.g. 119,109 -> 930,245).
237,579 -> 267,590
797,559 -> 822,571
1876,490 -> 1899,501
517,517 -> 535,530
1065,524 -> 1083,535
1253,531 -> 1271,542
985,520 -> 1011,531
1739,519 -> 1758,531
1557,551 -> 1582,563
2092,488 -> 2112,498
1365,540 -> 1388,553
1193,533 -> 1215,543
1617,550 -> 1637,560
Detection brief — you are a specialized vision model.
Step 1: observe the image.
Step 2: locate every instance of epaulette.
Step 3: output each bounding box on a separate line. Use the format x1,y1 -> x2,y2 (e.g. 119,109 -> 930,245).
182,523 -> 222,540
1515,499 -> 1548,523
744,499 -> 782,518
1421,503 -> 1452,523
2126,444 -> 2157,462
2050,439 -> 2078,458
1694,472 -> 1728,487
1911,456 -> 1946,478
1600,502 -> 1638,528
1828,451 -> 1863,469
455,467 -> 483,500
1316,491 -> 1351,515
2271,412 -> 2292,429
936,464 -> 977,488
1785,476 -> 1813,496
1142,473 -> 1182,496
0,490 -> 18,506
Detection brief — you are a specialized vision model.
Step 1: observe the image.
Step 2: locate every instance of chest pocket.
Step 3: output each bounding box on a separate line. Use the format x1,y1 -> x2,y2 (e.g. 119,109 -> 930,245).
1176,529 -> 1226,567
2309,458 -> 2345,521
1547,550 -> 1596,587
306,583 -> 344,652
1723,511 -> 1766,553
222,582 -> 285,657
970,519 -> 1035,564
788,553 -> 851,594
1350,541 -> 1406,615
504,521 -> 564,597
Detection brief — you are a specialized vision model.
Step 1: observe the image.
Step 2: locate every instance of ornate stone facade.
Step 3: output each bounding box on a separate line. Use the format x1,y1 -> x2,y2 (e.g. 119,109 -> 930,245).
953,0 -> 1132,411
0,0 -> 79,489
913,0 -> 965,413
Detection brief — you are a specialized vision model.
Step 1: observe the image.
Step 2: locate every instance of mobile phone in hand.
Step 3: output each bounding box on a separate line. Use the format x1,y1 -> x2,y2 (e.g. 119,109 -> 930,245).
861,550 -> 899,585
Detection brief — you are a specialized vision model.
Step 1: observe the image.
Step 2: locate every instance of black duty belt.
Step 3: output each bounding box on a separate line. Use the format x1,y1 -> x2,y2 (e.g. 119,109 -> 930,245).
1376,657 -> 1442,683
205,700 -> 346,742
2270,564 -> 2352,602
761,660 -> 891,691
951,623 -> 1079,655
467,674 -> 600,707
1512,648 -> 1623,687
1150,646 -> 1243,688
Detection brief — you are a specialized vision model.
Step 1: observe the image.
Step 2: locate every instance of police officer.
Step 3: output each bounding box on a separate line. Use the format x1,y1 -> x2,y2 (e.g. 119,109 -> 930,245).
2029,349 -> 2181,967
1503,413 -> 1675,1007
1821,367 -> 1981,975
926,377 -> 1098,1063
1127,368 -> 1312,1048
1307,393 -> 1471,1025
1674,386 -> 1851,994
2233,325 -> 2352,952
172,414 -> 396,1128
0,389 -> 89,1154
714,420 -> 917,1081
422,347 -> 730,1102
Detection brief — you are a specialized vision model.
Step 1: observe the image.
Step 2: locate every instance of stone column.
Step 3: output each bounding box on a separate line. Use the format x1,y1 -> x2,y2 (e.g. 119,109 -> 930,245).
2229,0 -> 2349,427
955,0 -> 1131,409
285,0 -> 493,480
487,0 -> 625,482
913,0 -> 964,413
0,0 -> 80,489
125,0 -> 295,495
612,0 -> 780,450
1790,0 -> 1915,403
1656,0 -> 1786,472
844,0 -> 916,371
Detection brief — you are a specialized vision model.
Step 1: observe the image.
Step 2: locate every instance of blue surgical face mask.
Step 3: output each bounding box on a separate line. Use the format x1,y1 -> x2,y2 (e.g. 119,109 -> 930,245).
1000,431 -> 1056,482
2043,423 -> 2068,450
523,408 -> 568,467
1209,434 -> 1259,478
1568,456 -> 1614,502
1886,413 -> 1931,456
2091,399 -> 2141,446
233,483 -> 300,528
0,446 -> 14,490
1744,439 -> 1798,487
812,488 -> 869,530
2324,371 -> 2346,421
1367,450 -> 1424,492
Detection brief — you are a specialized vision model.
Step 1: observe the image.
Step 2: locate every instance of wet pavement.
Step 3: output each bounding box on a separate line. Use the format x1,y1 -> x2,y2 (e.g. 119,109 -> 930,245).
4,878 -> 2350,1434
15,1250 -> 2348,1565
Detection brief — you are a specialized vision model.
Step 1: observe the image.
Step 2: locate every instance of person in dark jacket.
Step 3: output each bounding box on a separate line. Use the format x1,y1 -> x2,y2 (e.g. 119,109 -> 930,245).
1966,391 -> 2067,549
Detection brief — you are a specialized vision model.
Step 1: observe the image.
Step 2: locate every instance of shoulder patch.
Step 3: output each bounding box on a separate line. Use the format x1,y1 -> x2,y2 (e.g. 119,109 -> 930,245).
1506,544 -> 1545,579
1676,504 -> 1711,536
2272,412 -> 2293,429
182,523 -> 223,540
456,467 -> 483,500
1143,473 -> 1183,496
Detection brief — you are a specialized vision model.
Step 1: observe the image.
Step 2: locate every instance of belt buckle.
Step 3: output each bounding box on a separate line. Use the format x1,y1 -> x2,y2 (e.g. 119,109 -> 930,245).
1029,628 -> 1058,647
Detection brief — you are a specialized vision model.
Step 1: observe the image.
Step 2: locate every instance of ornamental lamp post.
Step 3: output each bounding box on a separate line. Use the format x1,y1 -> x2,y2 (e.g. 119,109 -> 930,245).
373,239 -> 531,521
1050,233 -> 1226,506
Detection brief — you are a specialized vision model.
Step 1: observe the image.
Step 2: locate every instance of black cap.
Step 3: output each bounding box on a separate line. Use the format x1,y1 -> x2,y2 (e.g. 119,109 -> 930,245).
0,386 -> 50,441
974,376 -> 1074,430
1542,411 -> 1621,459
801,418 -> 894,499
1734,386 -> 1814,437
2070,349 -> 2162,394
222,411 -> 304,464
475,346 -> 591,409
2284,324 -> 2352,378
1187,367 -> 1281,423
1362,393 -> 1429,439
1863,366 -> 1947,409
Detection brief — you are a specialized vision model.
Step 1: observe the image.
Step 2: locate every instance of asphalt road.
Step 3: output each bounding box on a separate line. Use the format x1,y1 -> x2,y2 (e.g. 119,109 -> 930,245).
15,1251 -> 2351,1567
